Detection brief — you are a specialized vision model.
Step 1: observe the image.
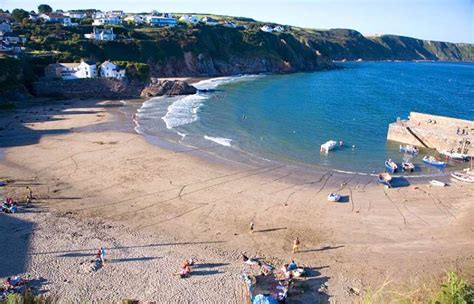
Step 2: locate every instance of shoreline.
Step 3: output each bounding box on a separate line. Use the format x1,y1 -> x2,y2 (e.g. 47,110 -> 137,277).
1,98 -> 473,302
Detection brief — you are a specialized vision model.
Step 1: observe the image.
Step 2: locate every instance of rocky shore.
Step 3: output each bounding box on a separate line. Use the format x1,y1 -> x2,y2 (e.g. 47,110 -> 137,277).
29,78 -> 198,101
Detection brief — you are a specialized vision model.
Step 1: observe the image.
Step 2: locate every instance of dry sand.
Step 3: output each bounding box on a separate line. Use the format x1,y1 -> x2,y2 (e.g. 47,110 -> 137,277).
0,99 -> 473,303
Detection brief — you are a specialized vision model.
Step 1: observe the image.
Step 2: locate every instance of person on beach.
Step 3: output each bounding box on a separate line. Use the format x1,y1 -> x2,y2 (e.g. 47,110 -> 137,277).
249,222 -> 254,233
292,237 -> 300,253
97,247 -> 106,265
25,186 -> 32,204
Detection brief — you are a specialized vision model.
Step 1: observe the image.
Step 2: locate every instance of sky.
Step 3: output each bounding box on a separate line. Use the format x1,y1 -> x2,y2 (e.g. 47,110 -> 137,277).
1,0 -> 473,43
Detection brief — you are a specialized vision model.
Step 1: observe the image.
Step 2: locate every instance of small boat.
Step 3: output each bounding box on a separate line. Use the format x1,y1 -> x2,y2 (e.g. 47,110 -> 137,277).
320,140 -> 338,153
423,156 -> 447,167
430,180 -> 446,187
400,145 -> 419,155
440,150 -> 470,161
385,159 -> 398,173
451,171 -> 474,183
327,193 -> 341,202
402,162 -> 415,172
378,172 -> 392,188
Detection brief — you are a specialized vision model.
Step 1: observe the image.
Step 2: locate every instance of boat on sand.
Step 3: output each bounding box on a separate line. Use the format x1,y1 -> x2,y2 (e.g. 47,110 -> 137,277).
327,193 -> 341,202
378,172 -> 392,188
430,180 -> 447,187
451,171 -> 474,183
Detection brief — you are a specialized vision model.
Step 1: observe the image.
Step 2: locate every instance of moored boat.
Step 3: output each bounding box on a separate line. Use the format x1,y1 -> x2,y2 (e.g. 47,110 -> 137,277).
320,140 -> 338,153
378,172 -> 392,188
450,171 -> 474,183
385,159 -> 398,173
327,193 -> 341,202
400,145 -> 419,155
429,180 -> 446,187
440,150 -> 470,161
402,162 -> 415,172
422,156 -> 447,167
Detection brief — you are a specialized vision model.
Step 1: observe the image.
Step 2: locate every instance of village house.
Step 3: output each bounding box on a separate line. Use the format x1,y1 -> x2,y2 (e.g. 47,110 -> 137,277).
260,25 -> 273,33
100,61 -> 126,79
64,11 -> 87,19
179,15 -> 198,24
39,13 -> 75,26
145,14 -> 177,27
107,10 -> 126,18
124,15 -> 146,24
45,60 -> 97,80
273,25 -> 285,32
93,15 -> 122,26
29,12 -> 39,21
0,22 -> 11,35
84,28 -> 115,41
223,20 -> 237,28
201,16 -> 219,26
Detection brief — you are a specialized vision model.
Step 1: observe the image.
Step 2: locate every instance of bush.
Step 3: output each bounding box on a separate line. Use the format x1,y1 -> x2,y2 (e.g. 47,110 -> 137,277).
431,271 -> 473,304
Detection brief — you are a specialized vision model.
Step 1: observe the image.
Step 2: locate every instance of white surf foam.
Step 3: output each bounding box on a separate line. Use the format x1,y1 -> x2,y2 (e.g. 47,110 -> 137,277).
204,136 -> 232,147
161,75 -> 263,129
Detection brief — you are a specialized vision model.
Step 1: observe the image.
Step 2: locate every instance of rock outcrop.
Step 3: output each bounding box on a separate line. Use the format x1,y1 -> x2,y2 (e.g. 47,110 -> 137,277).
31,78 -> 198,100
140,79 -> 197,97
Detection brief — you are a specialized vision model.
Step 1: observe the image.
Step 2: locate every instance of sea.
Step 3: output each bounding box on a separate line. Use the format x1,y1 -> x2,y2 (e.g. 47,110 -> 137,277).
132,61 -> 474,176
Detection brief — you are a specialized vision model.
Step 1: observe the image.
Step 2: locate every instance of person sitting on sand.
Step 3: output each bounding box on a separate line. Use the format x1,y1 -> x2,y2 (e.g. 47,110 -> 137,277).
176,265 -> 191,278
258,261 -> 273,276
181,258 -> 194,268
288,260 -> 298,271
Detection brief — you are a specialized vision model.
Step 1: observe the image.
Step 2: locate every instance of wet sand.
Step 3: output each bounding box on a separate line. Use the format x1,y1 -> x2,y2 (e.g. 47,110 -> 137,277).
0,99 -> 473,302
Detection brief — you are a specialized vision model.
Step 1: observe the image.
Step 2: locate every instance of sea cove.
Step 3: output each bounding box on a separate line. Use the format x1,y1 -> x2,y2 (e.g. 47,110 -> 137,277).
136,61 -> 474,174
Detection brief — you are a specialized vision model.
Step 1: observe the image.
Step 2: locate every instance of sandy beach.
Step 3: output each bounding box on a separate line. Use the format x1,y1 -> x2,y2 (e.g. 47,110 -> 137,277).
1,98 -> 473,302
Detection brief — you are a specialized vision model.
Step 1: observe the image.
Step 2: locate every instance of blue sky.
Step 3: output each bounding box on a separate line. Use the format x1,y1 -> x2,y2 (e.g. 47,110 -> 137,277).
1,0 -> 473,43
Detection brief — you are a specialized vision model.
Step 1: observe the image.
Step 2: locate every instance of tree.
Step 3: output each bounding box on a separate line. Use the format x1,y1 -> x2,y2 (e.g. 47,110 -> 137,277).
11,9 -> 29,22
38,4 -> 53,14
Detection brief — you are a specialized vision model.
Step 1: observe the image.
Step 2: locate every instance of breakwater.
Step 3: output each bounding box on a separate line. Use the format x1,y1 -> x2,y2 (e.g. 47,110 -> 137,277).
387,112 -> 474,156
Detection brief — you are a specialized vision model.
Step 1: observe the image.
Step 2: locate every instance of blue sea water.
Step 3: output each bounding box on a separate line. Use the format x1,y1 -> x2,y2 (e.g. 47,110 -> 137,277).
135,61 -> 474,174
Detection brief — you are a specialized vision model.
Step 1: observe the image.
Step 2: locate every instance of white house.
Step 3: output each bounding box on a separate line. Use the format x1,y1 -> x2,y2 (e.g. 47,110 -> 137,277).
0,22 -> 11,35
201,16 -> 219,26
179,15 -> 198,24
145,14 -> 177,27
273,25 -> 285,32
107,10 -> 125,18
39,13 -> 73,26
93,15 -> 122,26
124,15 -> 146,24
84,28 -> 115,41
100,61 -> 126,79
46,60 -> 97,80
260,25 -> 273,33
64,11 -> 87,19
223,20 -> 237,28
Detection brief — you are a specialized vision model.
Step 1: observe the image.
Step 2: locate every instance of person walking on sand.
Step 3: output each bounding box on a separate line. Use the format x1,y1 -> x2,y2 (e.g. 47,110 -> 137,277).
292,237 -> 300,253
25,186 -> 33,204
99,247 -> 106,265
249,222 -> 254,233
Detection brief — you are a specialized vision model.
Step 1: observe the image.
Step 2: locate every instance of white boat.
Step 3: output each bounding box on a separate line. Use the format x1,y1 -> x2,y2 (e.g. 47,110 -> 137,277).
430,180 -> 446,187
378,172 -> 392,188
451,172 -> 474,183
400,145 -> 419,155
320,140 -> 338,153
402,162 -> 415,172
423,156 -> 447,167
440,150 -> 470,161
327,193 -> 341,202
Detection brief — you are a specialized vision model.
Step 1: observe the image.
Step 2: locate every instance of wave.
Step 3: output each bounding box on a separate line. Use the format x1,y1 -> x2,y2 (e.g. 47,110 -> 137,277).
204,136 -> 232,147
162,75 -> 262,129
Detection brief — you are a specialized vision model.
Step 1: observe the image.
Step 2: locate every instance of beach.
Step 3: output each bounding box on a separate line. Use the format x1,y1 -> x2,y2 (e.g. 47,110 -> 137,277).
1,98 -> 473,302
